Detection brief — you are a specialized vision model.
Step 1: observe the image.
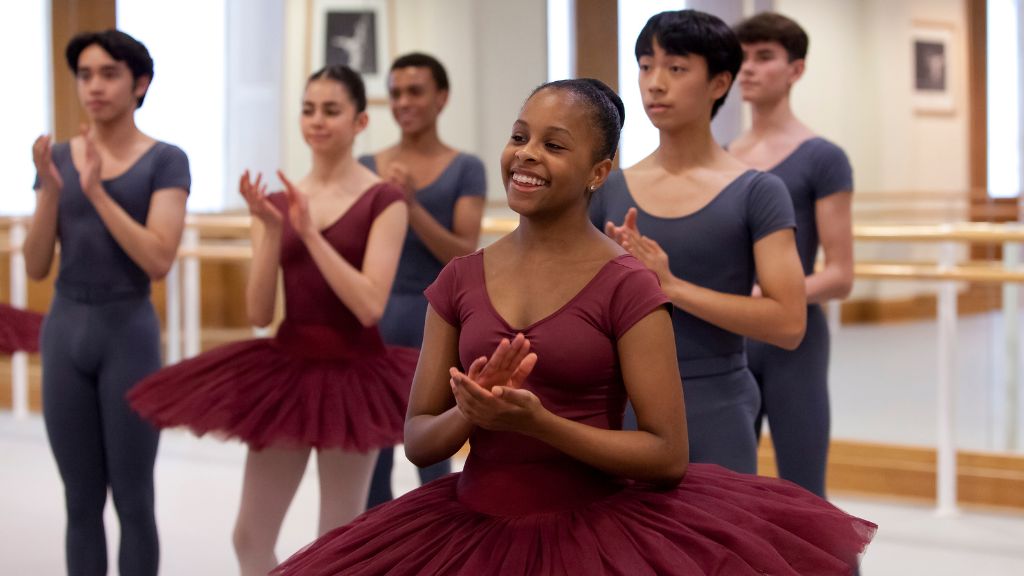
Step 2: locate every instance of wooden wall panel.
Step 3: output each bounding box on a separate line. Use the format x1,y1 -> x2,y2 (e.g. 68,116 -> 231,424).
51,0 -> 117,141
574,0 -> 618,91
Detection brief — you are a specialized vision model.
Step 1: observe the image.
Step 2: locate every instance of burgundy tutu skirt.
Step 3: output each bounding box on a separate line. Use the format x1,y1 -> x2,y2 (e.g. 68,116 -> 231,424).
0,303 -> 43,355
127,321 -> 418,451
273,462 -> 875,576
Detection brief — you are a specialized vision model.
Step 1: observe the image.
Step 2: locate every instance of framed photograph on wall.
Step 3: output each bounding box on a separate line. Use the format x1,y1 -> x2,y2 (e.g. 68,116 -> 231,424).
310,0 -> 393,102
911,21 -> 955,115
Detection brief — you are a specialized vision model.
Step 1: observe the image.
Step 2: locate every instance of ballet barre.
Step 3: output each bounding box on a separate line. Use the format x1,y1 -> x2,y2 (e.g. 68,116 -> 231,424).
3,218 -> 30,419
853,223 -> 1024,516
4,215 -> 1024,518
163,218 -> 1024,517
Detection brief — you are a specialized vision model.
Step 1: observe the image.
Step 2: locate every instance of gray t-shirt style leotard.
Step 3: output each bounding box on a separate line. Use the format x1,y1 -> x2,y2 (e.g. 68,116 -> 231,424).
37,141 -> 191,300
359,153 -> 486,297
746,137 -> 853,497
589,168 -> 795,474
768,137 -> 852,275
34,140 -> 189,575
360,151 -> 486,503
590,169 -> 796,379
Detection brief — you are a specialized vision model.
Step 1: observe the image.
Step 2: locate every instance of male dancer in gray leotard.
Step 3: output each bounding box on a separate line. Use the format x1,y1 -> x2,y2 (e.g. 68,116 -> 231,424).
592,10 -> 807,475
26,30 -> 190,575
730,12 -> 855,498
359,53 -> 486,506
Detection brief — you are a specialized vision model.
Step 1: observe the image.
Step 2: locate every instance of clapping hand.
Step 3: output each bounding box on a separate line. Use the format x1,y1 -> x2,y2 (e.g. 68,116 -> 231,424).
32,135 -> 64,195
383,161 -> 416,204
604,207 -> 640,246
239,170 -> 283,227
450,333 -> 542,432
277,170 -> 316,240
78,126 -> 103,199
606,207 -> 671,281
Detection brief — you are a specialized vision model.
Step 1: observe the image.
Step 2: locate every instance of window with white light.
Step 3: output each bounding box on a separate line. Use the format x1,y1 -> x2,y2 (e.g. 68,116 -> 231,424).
118,0 -> 227,212
547,0 -> 575,82
987,0 -> 1022,199
617,1 -> 682,167
2,1 -> 50,215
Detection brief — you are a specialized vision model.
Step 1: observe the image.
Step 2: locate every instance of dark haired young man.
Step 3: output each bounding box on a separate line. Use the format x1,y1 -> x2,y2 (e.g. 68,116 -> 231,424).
26,29 -> 190,575
730,12 -> 854,499
592,10 -> 806,475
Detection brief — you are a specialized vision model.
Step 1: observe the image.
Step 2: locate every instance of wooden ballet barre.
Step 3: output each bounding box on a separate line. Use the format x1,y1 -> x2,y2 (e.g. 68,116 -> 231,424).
176,243 -> 252,261
178,216 -> 1024,243
185,213 -> 251,233
182,214 -> 525,236
854,263 -> 1024,283
853,223 -> 1024,243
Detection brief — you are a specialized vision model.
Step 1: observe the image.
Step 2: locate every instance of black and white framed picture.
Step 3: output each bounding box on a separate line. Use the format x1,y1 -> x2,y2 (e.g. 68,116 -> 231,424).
311,0 -> 393,101
911,22 -> 955,115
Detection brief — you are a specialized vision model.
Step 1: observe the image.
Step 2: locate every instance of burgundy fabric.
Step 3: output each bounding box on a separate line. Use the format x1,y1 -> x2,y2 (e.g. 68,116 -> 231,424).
273,252 -> 875,575
0,303 -> 43,354
128,183 -> 417,451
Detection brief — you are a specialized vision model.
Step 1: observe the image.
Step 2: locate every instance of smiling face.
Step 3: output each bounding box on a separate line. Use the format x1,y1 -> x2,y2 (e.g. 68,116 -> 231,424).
637,39 -> 732,130
500,88 -> 610,218
388,66 -> 447,135
738,40 -> 803,104
75,44 -> 149,123
300,77 -> 368,155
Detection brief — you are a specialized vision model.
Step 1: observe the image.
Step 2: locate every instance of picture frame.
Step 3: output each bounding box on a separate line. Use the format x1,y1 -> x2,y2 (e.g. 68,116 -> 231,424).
910,21 -> 956,115
309,0 -> 394,103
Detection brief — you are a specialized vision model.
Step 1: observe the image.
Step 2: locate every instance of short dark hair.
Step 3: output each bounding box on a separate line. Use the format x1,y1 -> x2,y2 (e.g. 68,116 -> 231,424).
308,65 -> 367,113
65,29 -> 154,108
635,10 -> 742,119
530,78 -> 624,163
734,12 -> 809,61
390,52 -> 449,91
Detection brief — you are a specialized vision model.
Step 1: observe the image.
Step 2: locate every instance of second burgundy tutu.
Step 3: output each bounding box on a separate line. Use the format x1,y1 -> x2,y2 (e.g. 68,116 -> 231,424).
128,324 -> 417,452
0,303 -> 43,355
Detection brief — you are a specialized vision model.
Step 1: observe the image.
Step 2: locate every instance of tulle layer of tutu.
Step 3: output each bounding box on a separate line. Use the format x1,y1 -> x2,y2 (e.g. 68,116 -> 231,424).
0,304 -> 43,354
127,337 -> 418,451
273,463 -> 875,576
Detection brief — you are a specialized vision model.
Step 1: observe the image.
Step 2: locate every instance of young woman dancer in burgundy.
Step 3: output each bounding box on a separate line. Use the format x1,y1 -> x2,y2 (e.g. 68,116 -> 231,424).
273,78 -> 873,576
0,304 -> 43,355
127,66 -> 416,575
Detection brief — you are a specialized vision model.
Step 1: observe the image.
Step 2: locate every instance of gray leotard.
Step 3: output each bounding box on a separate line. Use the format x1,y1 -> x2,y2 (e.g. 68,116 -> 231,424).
590,169 -> 795,473
36,141 -> 190,575
746,137 -> 852,497
359,152 -> 485,504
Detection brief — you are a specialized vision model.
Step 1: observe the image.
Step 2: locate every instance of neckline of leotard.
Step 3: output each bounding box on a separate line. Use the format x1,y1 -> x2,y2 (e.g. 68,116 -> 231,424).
367,152 -> 465,192
476,251 -> 633,333
766,136 -> 824,173
621,168 -> 756,222
297,182 -> 392,234
66,140 -> 163,185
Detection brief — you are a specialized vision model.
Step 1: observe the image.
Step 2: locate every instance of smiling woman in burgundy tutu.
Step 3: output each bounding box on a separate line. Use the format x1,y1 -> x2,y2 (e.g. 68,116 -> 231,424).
127,65 -> 416,575
0,303 -> 43,355
272,78 -> 874,576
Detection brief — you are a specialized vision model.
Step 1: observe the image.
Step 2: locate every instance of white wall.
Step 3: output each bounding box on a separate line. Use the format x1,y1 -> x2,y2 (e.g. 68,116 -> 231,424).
2,1 -> 50,215
223,0 -> 285,211
775,0 -> 970,193
283,0 -> 548,203
118,0 -> 227,212
774,0 -> 971,301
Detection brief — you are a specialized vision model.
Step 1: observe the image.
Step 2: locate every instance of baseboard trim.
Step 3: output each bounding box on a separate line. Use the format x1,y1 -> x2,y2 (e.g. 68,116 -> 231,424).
841,285 -> 1001,324
759,437 -> 1024,510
